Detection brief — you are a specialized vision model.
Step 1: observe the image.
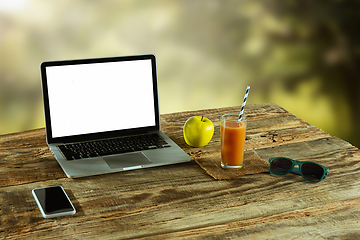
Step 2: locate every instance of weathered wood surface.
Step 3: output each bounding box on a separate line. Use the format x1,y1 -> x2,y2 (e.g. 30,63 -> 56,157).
1,103 -> 360,239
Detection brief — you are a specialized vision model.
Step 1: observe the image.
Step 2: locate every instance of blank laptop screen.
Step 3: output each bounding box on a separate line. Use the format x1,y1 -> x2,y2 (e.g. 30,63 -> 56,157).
45,59 -> 156,138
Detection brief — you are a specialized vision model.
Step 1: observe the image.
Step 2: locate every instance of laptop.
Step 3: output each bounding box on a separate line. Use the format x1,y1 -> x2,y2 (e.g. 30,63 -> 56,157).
40,54 -> 191,178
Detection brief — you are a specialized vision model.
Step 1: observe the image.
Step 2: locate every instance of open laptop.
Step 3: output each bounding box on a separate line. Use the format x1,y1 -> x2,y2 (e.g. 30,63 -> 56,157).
40,54 -> 191,178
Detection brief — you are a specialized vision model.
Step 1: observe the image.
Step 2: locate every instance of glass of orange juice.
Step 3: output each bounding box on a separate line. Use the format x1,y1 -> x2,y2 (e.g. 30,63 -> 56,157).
220,114 -> 247,169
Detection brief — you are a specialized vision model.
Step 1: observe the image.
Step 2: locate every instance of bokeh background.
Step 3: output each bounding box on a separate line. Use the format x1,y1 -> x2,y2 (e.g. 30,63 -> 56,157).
0,0 -> 359,147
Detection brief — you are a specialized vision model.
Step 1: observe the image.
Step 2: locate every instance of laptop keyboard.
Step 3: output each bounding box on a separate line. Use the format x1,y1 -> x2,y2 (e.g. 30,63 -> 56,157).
58,133 -> 171,161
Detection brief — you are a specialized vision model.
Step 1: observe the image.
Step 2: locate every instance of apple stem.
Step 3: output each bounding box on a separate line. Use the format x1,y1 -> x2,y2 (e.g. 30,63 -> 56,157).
201,116 -> 204,121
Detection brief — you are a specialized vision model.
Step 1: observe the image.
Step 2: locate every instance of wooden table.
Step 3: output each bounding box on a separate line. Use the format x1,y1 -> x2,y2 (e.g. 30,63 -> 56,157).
1,103 -> 360,239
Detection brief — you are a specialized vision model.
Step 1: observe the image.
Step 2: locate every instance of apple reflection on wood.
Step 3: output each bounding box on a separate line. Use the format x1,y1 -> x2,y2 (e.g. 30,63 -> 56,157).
183,116 -> 214,147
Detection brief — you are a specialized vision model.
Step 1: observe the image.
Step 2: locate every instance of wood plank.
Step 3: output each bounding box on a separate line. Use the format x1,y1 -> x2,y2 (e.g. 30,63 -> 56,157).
135,197 -> 360,239
0,128 -> 66,187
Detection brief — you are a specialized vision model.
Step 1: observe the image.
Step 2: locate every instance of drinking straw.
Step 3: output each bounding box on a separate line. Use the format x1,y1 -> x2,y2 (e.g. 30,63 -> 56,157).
238,86 -> 250,121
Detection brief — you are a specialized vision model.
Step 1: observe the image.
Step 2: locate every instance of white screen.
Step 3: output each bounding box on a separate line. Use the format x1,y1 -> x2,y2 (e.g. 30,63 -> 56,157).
46,59 -> 156,138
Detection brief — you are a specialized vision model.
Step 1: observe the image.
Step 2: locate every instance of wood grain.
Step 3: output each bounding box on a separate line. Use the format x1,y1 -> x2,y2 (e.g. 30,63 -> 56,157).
1,103 -> 360,239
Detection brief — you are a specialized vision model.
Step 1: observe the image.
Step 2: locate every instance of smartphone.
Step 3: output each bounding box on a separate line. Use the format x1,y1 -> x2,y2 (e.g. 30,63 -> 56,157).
32,186 -> 76,218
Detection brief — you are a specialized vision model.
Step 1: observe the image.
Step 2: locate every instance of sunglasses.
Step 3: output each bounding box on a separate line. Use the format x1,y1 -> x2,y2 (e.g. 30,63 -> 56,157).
268,157 -> 329,182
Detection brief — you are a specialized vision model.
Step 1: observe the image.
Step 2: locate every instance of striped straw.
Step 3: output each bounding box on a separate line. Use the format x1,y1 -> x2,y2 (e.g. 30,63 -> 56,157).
238,86 -> 250,121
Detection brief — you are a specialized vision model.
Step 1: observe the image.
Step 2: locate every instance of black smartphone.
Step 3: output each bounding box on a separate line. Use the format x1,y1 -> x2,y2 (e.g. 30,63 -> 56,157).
32,186 -> 76,218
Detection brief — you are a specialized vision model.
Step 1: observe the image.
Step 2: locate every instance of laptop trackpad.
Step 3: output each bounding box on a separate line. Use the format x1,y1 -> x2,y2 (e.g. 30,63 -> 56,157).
104,152 -> 151,169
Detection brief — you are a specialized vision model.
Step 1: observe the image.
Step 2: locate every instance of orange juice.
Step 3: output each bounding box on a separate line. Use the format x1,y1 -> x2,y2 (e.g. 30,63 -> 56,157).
220,115 -> 247,169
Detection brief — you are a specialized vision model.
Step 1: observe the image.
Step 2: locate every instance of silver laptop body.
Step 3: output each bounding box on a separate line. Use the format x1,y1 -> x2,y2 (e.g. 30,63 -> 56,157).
40,54 -> 190,178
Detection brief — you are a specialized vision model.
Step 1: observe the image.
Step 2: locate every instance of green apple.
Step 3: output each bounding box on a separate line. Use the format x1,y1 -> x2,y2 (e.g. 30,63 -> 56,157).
183,116 -> 214,147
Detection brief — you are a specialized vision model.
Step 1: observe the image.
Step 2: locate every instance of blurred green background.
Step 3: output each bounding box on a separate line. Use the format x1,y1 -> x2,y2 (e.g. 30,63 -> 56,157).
0,0 -> 359,147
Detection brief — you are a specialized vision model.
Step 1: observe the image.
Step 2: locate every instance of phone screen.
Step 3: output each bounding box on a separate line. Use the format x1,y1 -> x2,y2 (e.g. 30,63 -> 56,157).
32,186 -> 76,218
